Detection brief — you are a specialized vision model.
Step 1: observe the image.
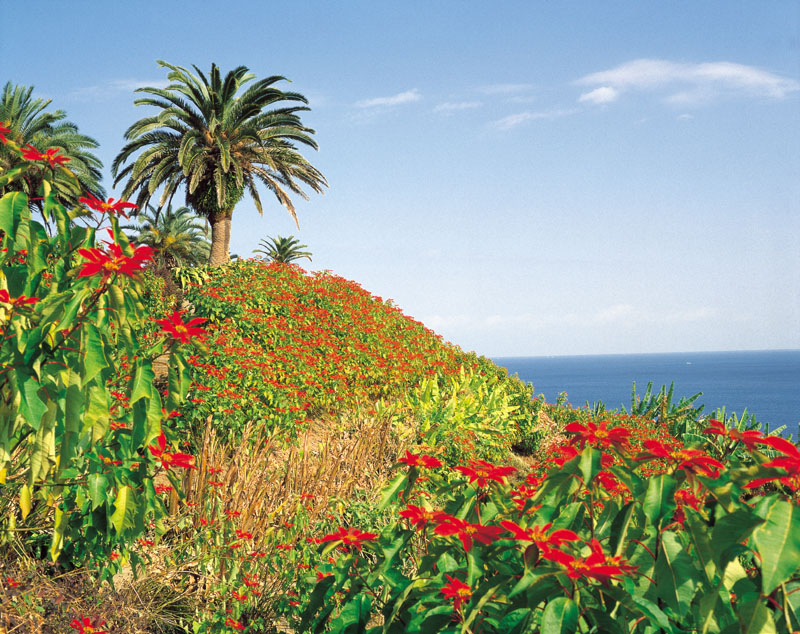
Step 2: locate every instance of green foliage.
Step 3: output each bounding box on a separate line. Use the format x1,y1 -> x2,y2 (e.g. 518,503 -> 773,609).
0,149 -> 197,570
253,234 -> 312,264
112,60 -> 327,263
298,414 -> 800,634
0,82 -> 104,212
123,204 -> 211,269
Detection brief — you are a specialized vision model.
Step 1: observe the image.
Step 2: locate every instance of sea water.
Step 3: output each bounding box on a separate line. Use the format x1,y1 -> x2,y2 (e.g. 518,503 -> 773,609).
493,350 -> 800,434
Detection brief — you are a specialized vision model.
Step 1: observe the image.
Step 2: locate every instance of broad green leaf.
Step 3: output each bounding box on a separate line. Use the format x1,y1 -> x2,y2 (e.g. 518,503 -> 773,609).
752,497 -> 800,595
378,472 -> 408,511
685,509 -> 717,586
15,370 -> 48,431
579,446 -> 602,487
711,508 -> 763,570
50,505 -> 69,562
57,369 -> 83,477
81,323 -> 110,385
737,597 -> 777,634
110,485 -> 134,535
328,593 -> 371,632
642,473 -> 677,526
87,473 -> 108,511
130,363 -> 155,404
29,401 -> 57,482
0,192 -> 28,238
655,530 -> 698,615
540,597 -> 578,634
496,609 -> 534,634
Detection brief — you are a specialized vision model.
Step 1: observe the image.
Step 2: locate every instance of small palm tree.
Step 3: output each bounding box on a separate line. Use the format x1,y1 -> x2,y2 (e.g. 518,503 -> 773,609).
112,61 -> 327,266
253,235 -> 312,263
0,82 -> 104,211
123,204 -> 211,269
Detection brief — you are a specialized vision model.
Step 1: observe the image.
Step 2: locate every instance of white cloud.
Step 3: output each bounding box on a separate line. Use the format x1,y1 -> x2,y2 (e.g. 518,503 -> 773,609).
677,113 -> 694,120
356,89 -> 421,108
575,58 -> 799,105
434,101 -> 483,113
578,86 -> 618,104
69,78 -> 170,100
492,108 -> 578,130
479,83 -> 535,95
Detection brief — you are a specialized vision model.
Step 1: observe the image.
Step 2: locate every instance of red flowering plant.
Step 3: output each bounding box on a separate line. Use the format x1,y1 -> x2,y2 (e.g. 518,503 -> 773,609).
0,152 -> 196,571
299,410 -> 800,633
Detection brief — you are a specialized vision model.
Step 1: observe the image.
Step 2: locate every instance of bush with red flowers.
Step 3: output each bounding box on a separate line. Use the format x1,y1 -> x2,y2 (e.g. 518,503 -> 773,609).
299,417 -> 800,633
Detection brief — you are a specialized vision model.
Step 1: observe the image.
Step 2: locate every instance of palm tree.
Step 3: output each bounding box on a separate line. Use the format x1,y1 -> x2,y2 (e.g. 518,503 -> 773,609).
253,235 -> 312,263
112,61 -> 327,266
0,82 -> 104,213
123,203 -> 211,269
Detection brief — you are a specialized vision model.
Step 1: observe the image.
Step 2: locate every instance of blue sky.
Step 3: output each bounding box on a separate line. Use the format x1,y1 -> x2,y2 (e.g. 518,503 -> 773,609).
4,2 -> 799,356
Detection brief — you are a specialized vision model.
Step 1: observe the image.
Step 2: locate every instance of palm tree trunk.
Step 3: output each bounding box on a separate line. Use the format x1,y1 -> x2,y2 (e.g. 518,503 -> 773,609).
209,211 -> 232,266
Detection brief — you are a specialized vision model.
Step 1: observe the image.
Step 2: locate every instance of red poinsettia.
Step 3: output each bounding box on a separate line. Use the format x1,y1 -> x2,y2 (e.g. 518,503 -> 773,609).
703,418 -> 765,451
399,504 -> 444,530
77,242 -> 153,280
545,538 -> 635,583
313,526 -> 378,550
78,193 -> 138,218
640,439 -> 724,479
0,289 -> 39,308
156,311 -> 208,344
397,449 -> 442,469
148,430 -> 196,470
434,514 -> 503,551
21,144 -> 71,168
744,436 -> 800,491
69,616 -> 107,634
0,121 -> 10,144
564,420 -> 631,451
440,574 -> 471,612
452,459 -> 516,488
500,520 -> 579,553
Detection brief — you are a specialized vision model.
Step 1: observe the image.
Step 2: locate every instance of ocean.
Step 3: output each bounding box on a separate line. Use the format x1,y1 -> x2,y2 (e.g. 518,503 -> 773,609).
492,350 -> 800,435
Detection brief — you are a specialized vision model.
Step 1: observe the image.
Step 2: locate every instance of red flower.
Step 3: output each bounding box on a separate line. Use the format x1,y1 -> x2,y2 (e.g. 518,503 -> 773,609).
225,618 -> 246,630
564,420 -> 630,451
452,459 -> 516,488
703,419 -> 765,451
21,144 -> 71,168
0,289 -> 39,308
399,504 -> 444,529
744,436 -> 800,491
545,539 -> 634,583
397,449 -> 442,469
79,193 -> 138,218
156,311 -> 208,343
77,242 -> 153,279
0,121 -> 10,144
314,526 -> 378,550
500,520 -> 579,552
69,616 -> 107,634
434,514 -> 503,551
440,574 -> 471,612
148,430 -> 196,470
640,440 -> 724,479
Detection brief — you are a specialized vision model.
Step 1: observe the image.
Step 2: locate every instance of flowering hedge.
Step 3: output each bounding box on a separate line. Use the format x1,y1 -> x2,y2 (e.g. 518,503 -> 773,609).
179,261 -> 502,443
299,414 -> 800,633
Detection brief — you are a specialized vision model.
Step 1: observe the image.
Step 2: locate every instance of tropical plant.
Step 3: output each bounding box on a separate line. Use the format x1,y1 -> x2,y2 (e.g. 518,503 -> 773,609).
123,203 -> 211,269
0,82 -> 104,217
253,234 -> 312,263
111,60 -> 327,266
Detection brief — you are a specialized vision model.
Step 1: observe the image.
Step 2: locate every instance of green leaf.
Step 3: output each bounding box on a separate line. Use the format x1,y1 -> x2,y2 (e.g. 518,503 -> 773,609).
642,473 -> 677,526
15,370 -> 48,431
685,509 -> 717,586
130,363 -> 155,404
19,484 -> 32,519
81,323 -> 110,385
540,597 -> 578,634
710,508 -> 763,570
579,446 -> 602,487
110,485 -> 134,535
0,192 -> 28,238
378,472 -> 408,511
496,609 -> 534,634
50,506 -> 69,562
87,473 -> 108,511
752,497 -> 800,595
655,530 -> 698,615
737,597 -> 777,634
